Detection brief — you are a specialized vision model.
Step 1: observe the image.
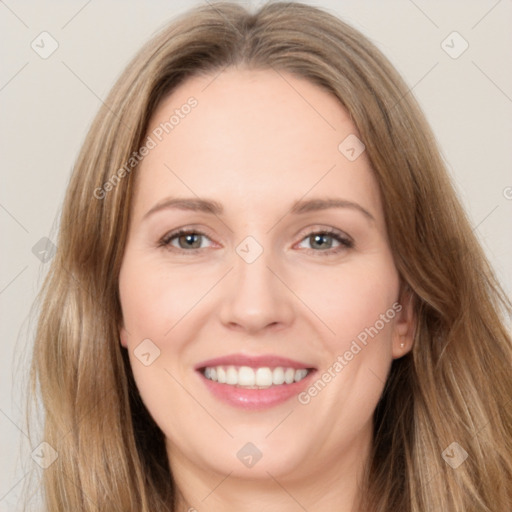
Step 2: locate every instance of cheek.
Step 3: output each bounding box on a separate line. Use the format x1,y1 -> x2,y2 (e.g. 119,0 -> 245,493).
118,254 -> 216,340
118,255 -> 216,414
296,260 -> 400,434
118,259 -> 201,440
294,260 -> 400,439
293,255 -> 400,349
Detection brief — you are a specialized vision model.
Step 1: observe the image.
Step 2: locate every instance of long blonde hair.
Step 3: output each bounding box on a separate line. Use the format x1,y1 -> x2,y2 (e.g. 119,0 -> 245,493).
29,2 -> 512,510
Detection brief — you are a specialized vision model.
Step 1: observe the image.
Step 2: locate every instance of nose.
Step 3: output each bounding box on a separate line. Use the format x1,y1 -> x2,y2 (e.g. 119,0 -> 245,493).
218,249 -> 295,334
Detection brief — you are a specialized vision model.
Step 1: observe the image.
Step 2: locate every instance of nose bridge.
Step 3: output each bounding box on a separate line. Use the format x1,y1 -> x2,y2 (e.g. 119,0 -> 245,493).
218,237 -> 294,332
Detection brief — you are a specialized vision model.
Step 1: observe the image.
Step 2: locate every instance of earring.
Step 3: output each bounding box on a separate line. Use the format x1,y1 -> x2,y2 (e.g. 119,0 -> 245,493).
400,342 -> 405,349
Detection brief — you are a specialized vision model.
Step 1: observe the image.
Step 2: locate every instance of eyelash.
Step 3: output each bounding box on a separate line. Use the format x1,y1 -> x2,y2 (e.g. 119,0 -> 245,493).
158,227 -> 354,256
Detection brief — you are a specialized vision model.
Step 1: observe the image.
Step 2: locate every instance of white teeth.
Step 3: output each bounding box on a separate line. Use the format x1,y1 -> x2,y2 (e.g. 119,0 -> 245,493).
202,365 -> 311,388
272,367 -> 285,385
255,367 -> 272,387
294,369 -> 308,382
226,367 -> 238,385
284,368 -> 295,384
238,366 -> 255,386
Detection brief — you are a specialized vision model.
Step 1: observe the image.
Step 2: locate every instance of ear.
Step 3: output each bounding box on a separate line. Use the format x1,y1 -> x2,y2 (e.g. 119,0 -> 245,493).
392,285 -> 416,359
119,325 -> 129,348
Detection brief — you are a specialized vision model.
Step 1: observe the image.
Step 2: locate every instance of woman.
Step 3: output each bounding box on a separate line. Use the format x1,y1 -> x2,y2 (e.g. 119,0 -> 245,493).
30,2 -> 512,511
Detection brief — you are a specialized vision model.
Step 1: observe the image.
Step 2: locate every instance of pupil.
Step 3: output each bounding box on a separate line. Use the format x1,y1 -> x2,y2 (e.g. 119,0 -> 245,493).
312,234 -> 331,249
180,234 -> 201,248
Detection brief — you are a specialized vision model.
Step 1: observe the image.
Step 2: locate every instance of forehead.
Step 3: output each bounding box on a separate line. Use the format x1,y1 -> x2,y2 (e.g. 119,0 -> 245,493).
133,68 -> 382,225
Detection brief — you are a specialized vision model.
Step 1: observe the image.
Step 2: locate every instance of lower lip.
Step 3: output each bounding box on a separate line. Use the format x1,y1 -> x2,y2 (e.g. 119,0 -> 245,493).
198,371 -> 316,410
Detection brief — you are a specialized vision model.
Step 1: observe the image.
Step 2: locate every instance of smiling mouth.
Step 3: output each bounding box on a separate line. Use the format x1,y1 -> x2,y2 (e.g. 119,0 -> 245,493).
200,365 -> 314,389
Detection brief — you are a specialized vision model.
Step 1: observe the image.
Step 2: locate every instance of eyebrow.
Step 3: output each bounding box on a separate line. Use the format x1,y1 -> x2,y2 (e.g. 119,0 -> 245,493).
143,196 -> 375,222
290,197 -> 374,221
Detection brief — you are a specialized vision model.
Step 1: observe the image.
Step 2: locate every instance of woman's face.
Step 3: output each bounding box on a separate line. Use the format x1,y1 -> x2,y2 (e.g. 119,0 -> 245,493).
118,68 -> 413,490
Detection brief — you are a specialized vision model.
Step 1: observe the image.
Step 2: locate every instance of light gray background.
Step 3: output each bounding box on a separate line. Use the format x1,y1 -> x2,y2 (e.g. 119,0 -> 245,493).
1,0 -> 511,509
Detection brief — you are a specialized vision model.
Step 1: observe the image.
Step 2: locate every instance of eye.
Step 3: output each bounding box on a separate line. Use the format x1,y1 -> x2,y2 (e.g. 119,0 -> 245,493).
296,229 -> 353,254
158,227 -> 353,255
159,229 -> 214,251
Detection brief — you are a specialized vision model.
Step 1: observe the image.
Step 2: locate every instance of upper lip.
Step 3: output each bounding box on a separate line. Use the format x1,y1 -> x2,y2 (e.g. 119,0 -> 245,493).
194,353 -> 316,371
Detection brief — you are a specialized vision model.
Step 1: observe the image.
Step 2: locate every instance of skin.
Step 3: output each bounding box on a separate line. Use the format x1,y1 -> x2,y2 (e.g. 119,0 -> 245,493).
118,67 -> 415,512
